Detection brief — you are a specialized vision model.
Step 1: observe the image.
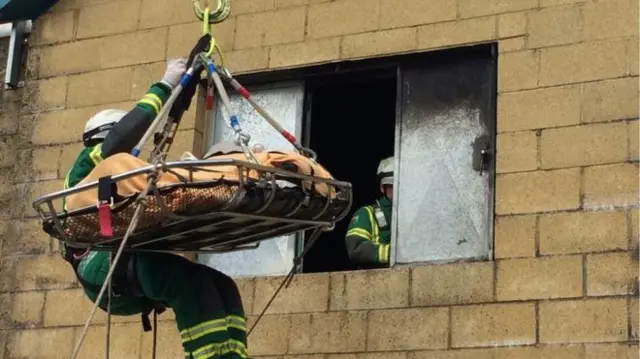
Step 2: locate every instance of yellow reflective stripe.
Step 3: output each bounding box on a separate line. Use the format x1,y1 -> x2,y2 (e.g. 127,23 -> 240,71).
367,205 -> 389,263
181,316 -> 247,344
363,206 -> 379,244
363,206 -> 374,226
192,342 -> 224,359
62,170 -> 72,211
226,315 -> 247,331
88,144 -> 104,165
191,339 -> 248,359
183,324 -> 227,344
139,93 -> 162,113
374,222 -> 379,243
226,315 -> 245,322
180,318 -> 227,343
346,229 -> 371,240
138,99 -> 160,113
193,347 -> 246,359
146,93 -> 162,107
378,244 -> 390,263
346,228 -> 372,240
63,170 -> 71,190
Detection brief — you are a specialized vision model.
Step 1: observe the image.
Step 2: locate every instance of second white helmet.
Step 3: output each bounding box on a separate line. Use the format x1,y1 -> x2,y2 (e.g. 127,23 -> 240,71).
82,109 -> 127,146
377,156 -> 394,186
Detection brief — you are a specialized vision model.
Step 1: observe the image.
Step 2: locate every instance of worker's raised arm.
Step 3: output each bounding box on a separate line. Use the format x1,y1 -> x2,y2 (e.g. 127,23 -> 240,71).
99,59 -> 186,158
344,206 -> 390,265
63,35 -> 213,191
99,33 -> 212,159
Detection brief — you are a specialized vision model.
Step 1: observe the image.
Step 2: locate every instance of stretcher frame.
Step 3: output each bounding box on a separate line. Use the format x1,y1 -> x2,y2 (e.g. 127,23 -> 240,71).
32,157 -> 353,254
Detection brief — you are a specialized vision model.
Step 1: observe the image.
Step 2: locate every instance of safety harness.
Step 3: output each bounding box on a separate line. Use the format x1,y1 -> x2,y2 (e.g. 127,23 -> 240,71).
63,246 -> 166,332
62,174 -> 167,333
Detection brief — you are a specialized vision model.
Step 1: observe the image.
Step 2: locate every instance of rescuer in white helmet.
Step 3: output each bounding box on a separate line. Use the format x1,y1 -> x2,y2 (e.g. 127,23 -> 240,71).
344,156 -> 394,268
59,34 -> 250,358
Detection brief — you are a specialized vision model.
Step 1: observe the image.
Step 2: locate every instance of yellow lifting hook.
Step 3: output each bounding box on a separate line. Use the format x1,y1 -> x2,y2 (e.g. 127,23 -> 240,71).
192,0 -> 231,24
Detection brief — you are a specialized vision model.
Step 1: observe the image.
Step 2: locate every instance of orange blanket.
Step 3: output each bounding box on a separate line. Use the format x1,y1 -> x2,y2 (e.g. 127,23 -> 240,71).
65,151 -> 336,212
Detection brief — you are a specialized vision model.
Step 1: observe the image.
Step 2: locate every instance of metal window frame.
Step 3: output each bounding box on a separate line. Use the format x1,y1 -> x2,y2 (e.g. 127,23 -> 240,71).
389,65 -> 402,268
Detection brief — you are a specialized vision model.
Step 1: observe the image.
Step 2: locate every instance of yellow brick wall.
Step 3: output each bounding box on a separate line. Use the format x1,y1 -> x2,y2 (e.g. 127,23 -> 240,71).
0,0 -> 638,358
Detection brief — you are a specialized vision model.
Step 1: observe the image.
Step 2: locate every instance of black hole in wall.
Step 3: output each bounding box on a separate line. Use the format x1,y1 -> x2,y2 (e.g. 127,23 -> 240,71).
301,71 -> 397,273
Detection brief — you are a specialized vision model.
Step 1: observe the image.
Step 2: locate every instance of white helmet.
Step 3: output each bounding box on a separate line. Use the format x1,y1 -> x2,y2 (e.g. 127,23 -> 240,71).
377,156 -> 394,186
82,109 -> 127,146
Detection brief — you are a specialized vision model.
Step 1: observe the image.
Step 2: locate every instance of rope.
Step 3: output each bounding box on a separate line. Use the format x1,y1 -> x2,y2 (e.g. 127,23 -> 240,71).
105,253 -> 112,359
203,57 -> 258,162
247,226 -> 326,337
69,170 -> 160,359
149,109 -> 184,164
190,8 -> 315,160
193,8 -> 258,165
151,311 -> 158,359
214,67 -> 317,160
215,69 -> 309,156
69,72 -> 193,356
135,2 -> 227,161
81,69 -> 197,359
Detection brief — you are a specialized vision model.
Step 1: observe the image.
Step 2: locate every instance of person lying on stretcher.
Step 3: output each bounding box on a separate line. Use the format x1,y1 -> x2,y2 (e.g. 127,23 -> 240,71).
60,35 -> 250,359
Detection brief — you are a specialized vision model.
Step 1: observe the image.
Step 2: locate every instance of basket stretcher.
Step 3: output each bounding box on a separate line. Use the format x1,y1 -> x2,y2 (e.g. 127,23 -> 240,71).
32,151 -> 353,253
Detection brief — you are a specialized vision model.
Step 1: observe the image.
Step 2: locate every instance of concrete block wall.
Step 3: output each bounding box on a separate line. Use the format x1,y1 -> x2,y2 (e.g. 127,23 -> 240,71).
0,0 -> 637,358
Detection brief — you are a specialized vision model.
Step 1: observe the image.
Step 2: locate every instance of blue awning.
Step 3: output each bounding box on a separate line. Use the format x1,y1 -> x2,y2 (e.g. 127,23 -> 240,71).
0,0 -> 60,23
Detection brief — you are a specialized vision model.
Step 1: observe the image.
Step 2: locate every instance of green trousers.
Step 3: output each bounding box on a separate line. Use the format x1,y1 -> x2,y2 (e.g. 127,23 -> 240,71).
77,251 -> 248,358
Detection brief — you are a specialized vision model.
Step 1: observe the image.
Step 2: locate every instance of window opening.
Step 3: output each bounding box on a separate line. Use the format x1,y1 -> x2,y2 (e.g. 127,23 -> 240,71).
301,70 -> 397,273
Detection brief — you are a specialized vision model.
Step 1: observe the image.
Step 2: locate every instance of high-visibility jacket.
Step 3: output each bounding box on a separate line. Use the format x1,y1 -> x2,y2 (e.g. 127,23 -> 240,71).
344,196 -> 392,267
60,82 -> 171,266
63,83 -> 171,191
59,81 -> 250,358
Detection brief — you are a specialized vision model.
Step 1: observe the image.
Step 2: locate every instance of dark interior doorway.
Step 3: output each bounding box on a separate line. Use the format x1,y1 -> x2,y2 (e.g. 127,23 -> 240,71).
301,70 -> 397,273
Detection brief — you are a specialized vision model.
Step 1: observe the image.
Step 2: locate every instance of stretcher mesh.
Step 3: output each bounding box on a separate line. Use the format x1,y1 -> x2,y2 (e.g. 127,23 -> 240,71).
47,179 -> 348,247
58,182 -> 239,243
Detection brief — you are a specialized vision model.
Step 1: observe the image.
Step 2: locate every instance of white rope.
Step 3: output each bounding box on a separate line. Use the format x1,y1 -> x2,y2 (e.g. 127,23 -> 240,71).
69,176 -> 156,359
105,253 -> 112,359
